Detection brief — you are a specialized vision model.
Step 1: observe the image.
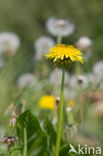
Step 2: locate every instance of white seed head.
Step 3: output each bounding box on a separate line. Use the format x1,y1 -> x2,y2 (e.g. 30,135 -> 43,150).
0,32 -> 20,54
34,36 -> 55,60
46,17 -> 75,37
76,36 -> 92,50
70,74 -> 89,89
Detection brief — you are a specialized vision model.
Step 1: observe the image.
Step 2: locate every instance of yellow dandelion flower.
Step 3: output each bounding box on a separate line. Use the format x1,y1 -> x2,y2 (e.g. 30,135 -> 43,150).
39,95 -> 56,110
45,44 -> 84,64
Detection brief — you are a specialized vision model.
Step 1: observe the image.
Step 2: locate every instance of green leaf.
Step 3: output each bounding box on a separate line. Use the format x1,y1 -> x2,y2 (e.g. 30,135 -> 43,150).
42,118 -> 57,150
17,110 -> 50,156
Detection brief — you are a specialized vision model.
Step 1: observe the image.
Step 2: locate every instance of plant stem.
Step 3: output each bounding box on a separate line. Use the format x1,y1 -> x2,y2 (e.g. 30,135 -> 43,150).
23,127 -> 27,156
55,68 -> 65,156
57,34 -> 62,44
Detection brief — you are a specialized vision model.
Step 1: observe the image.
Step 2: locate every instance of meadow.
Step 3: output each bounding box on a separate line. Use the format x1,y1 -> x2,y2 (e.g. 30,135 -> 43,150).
0,0 -> 103,156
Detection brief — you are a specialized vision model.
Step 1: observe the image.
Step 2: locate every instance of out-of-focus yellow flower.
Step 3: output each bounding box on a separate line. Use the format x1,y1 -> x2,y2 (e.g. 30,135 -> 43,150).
67,100 -> 75,112
39,95 -> 56,110
45,44 -> 84,64
68,100 -> 75,108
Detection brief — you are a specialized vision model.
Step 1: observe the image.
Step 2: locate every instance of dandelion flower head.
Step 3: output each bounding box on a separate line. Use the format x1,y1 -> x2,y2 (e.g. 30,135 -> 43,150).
45,44 -> 84,65
39,95 -> 56,110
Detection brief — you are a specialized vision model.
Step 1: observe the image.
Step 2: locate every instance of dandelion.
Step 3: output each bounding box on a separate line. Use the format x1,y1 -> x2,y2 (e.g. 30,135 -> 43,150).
0,32 -> 20,55
46,17 -> 75,37
45,44 -> 83,156
76,36 -> 92,50
34,36 -> 55,60
45,44 -> 83,67
17,73 -> 36,88
39,95 -> 56,110
70,74 -> 89,89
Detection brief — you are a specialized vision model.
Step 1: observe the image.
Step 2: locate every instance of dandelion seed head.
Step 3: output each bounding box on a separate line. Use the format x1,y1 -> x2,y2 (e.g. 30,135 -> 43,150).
0,32 -> 20,54
46,17 -> 75,37
34,36 -> 55,60
76,37 -> 92,50
70,74 -> 89,89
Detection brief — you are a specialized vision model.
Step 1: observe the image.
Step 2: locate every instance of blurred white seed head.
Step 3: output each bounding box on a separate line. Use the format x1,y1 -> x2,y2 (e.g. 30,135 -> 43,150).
93,61 -> 103,83
17,73 -> 36,88
70,74 -> 89,89
0,32 -> 20,55
49,68 -> 70,86
76,36 -> 92,50
34,36 -> 55,60
46,17 -> 75,37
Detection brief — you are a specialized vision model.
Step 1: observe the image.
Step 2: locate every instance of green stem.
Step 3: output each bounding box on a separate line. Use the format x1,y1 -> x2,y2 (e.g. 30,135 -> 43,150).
23,127 -> 27,156
57,33 -> 62,44
55,68 -> 65,156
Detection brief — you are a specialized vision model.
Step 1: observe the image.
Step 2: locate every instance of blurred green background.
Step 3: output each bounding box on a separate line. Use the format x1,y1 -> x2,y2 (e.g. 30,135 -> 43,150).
0,0 -> 103,60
